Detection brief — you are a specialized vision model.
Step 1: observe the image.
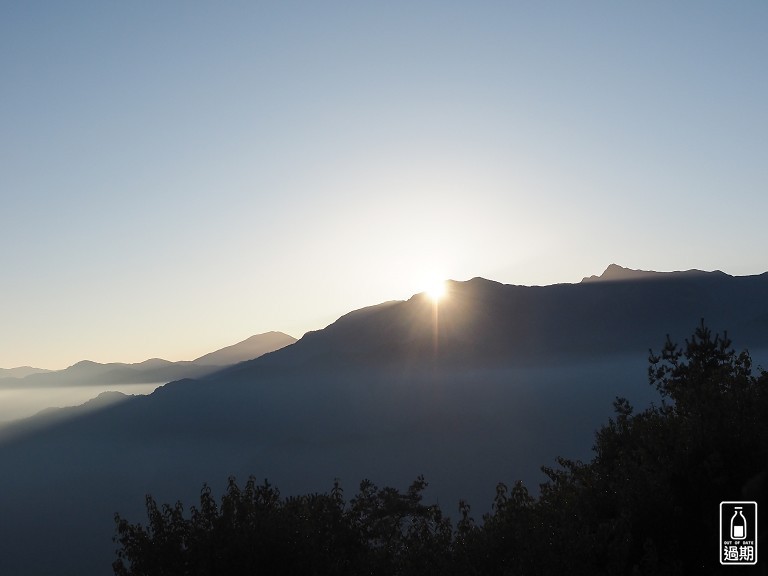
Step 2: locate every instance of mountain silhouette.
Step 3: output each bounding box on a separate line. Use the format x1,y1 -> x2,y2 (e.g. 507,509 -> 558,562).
1,266 -> 767,575
192,331 -> 297,366
580,263 -> 725,283
0,332 -> 296,389
237,266 -> 768,371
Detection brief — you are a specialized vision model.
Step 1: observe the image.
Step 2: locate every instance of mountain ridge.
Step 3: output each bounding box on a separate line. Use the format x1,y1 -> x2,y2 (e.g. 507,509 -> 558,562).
192,331 -> 296,366
236,266 -> 768,374
581,263 -> 730,283
0,366 -> 51,379
0,332 -> 296,389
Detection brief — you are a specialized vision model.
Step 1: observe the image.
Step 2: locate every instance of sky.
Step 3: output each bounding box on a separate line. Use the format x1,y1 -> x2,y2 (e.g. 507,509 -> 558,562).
2,1 -> 767,369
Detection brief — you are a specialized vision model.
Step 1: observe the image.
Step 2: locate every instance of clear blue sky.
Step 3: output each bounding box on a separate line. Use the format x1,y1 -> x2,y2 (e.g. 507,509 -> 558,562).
2,1 -> 767,368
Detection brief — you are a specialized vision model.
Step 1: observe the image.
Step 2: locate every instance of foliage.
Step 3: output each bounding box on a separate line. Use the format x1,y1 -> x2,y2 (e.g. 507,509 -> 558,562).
483,320 -> 768,575
114,475 -> 451,576
114,322 -> 768,575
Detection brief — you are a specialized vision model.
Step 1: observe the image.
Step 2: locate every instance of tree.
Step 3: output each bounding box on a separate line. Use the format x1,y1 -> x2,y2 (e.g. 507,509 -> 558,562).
480,321 -> 768,574
348,476 -> 453,575
113,475 -> 453,576
114,477 -> 359,576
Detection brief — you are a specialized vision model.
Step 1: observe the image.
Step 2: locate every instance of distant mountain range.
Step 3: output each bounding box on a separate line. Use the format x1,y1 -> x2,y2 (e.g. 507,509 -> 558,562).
0,331 -> 296,389
1,265 -> 767,575
0,366 -> 52,379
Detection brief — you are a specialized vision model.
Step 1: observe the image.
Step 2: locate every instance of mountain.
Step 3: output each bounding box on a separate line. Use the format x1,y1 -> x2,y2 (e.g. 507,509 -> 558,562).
1,267 -> 767,575
0,331 -> 296,389
0,366 -> 51,379
192,331 -> 297,366
239,266 -> 768,371
580,263 -> 725,283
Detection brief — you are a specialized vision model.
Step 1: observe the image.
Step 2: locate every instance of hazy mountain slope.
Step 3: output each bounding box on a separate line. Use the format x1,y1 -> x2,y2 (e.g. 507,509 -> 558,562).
0,266 -> 767,575
0,360 -> 652,576
0,366 -> 51,379
192,331 -> 296,366
0,391 -> 132,441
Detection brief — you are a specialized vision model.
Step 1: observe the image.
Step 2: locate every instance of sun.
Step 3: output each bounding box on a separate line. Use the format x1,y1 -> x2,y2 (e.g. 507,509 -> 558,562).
425,279 -> 446,303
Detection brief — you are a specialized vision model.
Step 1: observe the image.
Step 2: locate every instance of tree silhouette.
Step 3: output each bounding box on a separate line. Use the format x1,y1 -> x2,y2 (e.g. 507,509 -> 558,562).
114,475 -> 451,576
493,321 -> 767,574
466,321 -> 767,574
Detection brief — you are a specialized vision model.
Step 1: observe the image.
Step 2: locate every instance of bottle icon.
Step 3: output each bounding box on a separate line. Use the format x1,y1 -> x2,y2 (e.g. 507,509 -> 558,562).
731,507 -> 747,540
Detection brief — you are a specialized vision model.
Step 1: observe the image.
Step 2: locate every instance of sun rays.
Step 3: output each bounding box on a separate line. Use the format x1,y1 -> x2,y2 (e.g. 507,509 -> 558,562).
425,279 -> 446,303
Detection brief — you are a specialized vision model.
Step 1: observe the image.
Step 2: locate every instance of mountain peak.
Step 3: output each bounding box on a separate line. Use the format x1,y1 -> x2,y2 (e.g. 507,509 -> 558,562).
581,264 -> 728,283
580,264 -> 653,283
192,331 -> 297,366
69,360 -> 101,369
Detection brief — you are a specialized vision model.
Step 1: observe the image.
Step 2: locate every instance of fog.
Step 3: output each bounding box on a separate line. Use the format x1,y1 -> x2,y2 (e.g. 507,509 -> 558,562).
0,353 -> 661,575
0,383 -> 164,424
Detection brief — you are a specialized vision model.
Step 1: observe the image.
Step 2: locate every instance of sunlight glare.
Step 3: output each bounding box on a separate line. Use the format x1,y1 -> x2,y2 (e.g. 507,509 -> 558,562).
425,279 -> 446,303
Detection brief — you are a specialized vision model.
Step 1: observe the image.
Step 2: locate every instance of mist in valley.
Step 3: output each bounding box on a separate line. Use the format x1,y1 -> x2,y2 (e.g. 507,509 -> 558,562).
0,353 -> 655,575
